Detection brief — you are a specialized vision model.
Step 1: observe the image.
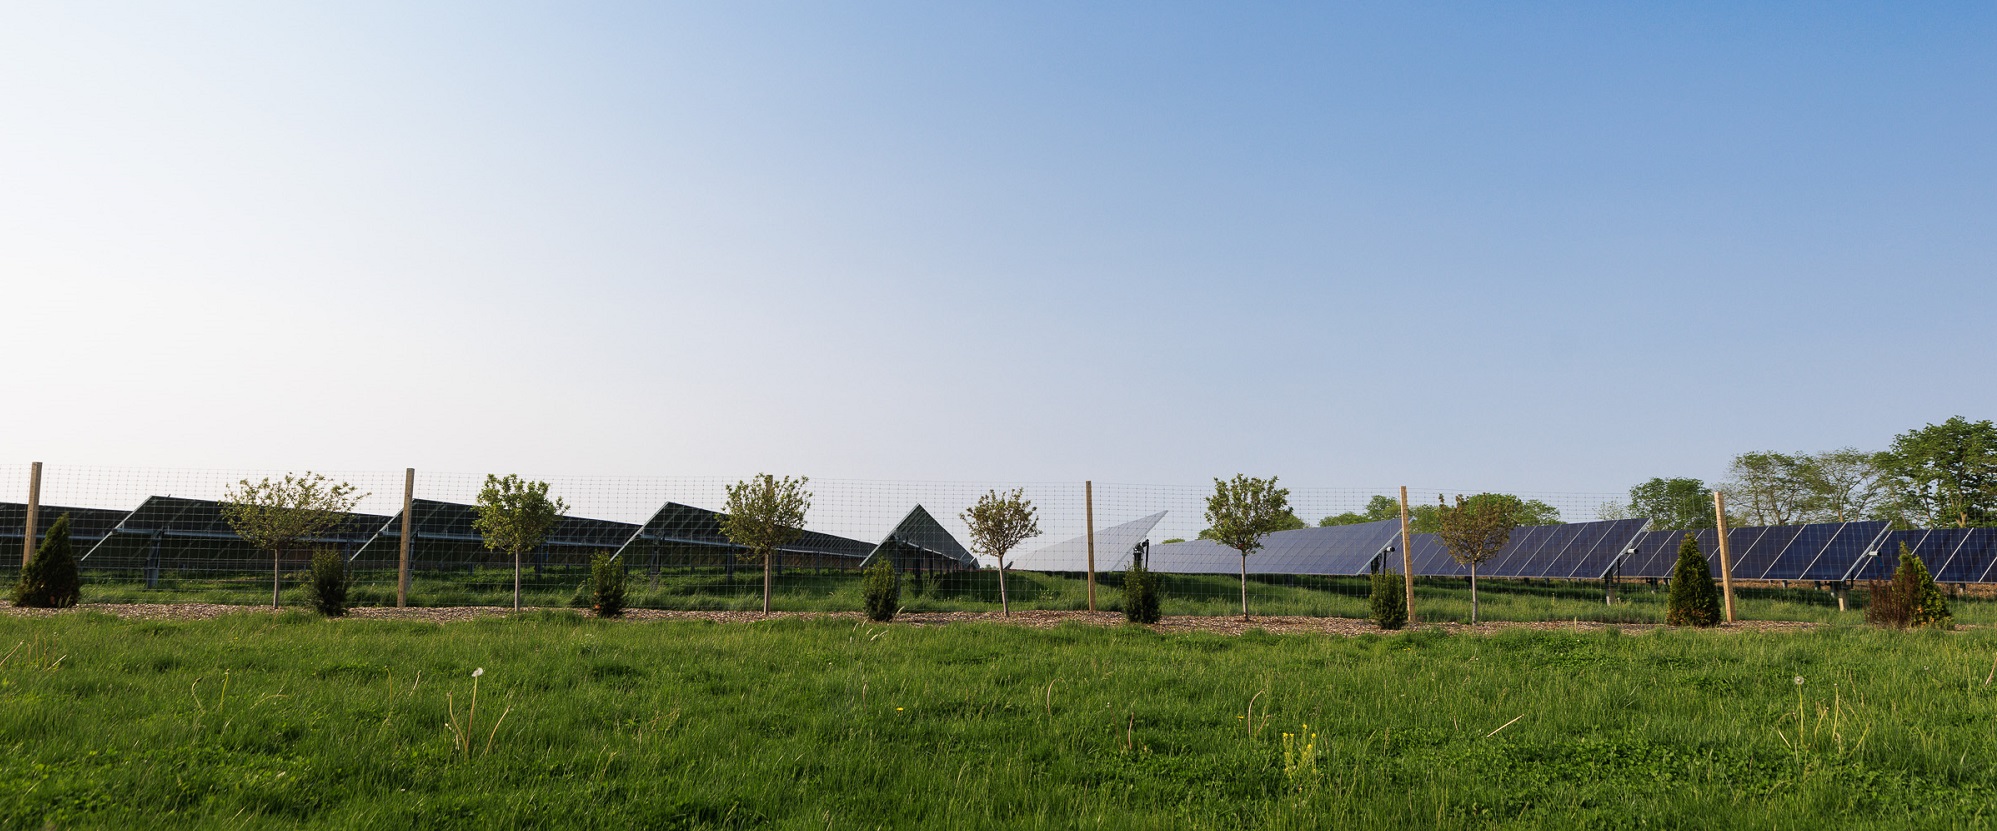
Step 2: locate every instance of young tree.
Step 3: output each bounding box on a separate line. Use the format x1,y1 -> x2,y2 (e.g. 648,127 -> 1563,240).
1204,475 -> 1292,621
1874,416 -> 1997,528
1664,534 -> 1722,627
13,513 -> 81,609
1434,494 -> 1514,624
220,472 -> 366,609
960,488 -> 1041,618
472,474 -> 569,611
1198,508 -> 1306,539
720,473 -> 811,616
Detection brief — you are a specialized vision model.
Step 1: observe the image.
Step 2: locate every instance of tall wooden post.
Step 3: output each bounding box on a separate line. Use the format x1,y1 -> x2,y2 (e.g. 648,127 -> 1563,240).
1713,490 -> 1736,623
1084,480 -> 1097,613
22,462 -> 42,566
398,468 -> 414,607
1399,486 -> 1415,622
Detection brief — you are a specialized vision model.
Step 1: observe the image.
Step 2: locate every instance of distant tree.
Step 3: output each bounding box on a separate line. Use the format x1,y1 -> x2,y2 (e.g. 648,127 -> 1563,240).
961,488 -> 1041,618
720,474 -> 811,616
1434,494 -> 1515,625
1664,534 -> 1722,627
473,474 -> 569,612
1808,448 -> 1887,523
1160,537 -> 1186,544
220,472 -> 366,609
1320,495 -> 1402,527
1722,452 -> 1817,527
13,513 -> 81,609
1629,477 -> 1717,531
1595,501 -> 1634,521
1874,417 -> 1997,528
1204,475 -> 1293,621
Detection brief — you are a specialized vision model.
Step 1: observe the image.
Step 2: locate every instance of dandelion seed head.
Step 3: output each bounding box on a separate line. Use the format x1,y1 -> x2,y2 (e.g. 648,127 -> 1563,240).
473,668 -> 485,678
1793,675 -> 1804,686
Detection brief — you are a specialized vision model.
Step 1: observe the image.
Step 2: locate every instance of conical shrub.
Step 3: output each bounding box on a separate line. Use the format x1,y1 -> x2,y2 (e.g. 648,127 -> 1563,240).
14,514 -> 81,609
590,553 -> 626,618
306,549 -> 349,617
1890,544 -> 1951,630
861,556 -> 899,622
1122,563 -> 1162,624
1368,570 -> 1407,630
1664,533 -> 1721,627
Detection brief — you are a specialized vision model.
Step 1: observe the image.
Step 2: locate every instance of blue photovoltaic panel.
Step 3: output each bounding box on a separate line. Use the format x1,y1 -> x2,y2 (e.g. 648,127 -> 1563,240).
1616,530 -> 1680,579
1520,523 -> 1590,577
1729,525 -> 1798,580
1802,522 -> 1887,582
1758,523 -> 1838,581
1847,529 -> 1936,583
1937,528 -> 1997,583
1562,519 -> 1650,579
1405,533 -> 1464,577
1494,524 -> 1579,577
1485,525 -> 1559,577
1143,519 -> 1402,576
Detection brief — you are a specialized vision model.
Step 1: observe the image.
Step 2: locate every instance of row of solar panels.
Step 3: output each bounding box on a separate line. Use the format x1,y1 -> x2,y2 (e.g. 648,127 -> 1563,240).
1014,515 -> 1997,584
0,498 -> 979,572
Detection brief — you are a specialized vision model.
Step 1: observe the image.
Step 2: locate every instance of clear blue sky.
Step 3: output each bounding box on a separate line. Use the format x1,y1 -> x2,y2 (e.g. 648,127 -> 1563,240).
3,2 -> 1992,494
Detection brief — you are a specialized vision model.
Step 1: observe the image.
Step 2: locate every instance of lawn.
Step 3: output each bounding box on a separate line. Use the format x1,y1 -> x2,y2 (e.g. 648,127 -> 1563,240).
55,566 -> 1997,626
1,612 -> 1994,828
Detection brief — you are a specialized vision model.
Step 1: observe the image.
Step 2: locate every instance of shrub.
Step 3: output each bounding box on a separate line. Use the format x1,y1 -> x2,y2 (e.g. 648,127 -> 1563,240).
1664,534 -> 1722,627
1867,544 -> 1951,630
305,549 -> 349,617
1122,563 -> 1162,624
1368,570 -> 1407,630
591,553 -> 627,618
13,513 -> 81,609
861,557 -> 899,622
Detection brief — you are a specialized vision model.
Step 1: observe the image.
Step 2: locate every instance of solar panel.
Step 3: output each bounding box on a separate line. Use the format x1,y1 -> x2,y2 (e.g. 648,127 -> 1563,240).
1406,520 -> 1647,579
1560,519 -> 1650,579
82,496 -> 391,572
1726,525 -> 1793,580
349,498 -> 640,570
1485,525 -> 1561,577
864,505 -> 978,572
1615,529 -> 1679,579
1142,519 -> 1401,576
1404,532 -> 1462,577
1938,528 -> 1997,583
607,501 -> 876,569
0,503 -> 131,552
1010,512 -> 1167,572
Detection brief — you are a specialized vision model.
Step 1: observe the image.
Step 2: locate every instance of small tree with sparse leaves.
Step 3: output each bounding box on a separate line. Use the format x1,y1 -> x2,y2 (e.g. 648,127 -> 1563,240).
861,556 -> 899,622
13,513 -> 81,609
961,488 -> 1041,618
1665,534 -> 1722,627
220,472 -> 366,609
720,474 -> 811,616
473,474 -> 568,612
1205,475 -> 1293,621
1435,493 -> 1514,625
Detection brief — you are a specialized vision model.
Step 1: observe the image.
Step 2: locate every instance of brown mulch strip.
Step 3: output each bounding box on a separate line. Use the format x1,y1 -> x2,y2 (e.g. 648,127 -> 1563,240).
0,603 -> 1831,635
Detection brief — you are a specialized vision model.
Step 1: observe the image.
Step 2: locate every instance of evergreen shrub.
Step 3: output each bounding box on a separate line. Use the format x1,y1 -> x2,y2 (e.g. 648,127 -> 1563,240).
13,513 -> 81,609
591,553 -> 627,618
1867,544 -> 1951,630
861,557 -> 899,622
1122,563 -> 1162,624
306,549 -> 349,617
1368,570 -> 1407,630
1664,534 -> 1722,627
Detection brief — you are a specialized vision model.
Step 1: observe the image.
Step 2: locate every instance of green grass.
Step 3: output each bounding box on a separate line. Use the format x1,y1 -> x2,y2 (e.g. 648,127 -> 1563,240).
56,567 -> 1997,626
2,613 -> 1996,828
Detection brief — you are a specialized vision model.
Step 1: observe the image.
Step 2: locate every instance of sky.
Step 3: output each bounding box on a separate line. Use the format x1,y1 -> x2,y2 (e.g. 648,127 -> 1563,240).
3,2 -> 1993,499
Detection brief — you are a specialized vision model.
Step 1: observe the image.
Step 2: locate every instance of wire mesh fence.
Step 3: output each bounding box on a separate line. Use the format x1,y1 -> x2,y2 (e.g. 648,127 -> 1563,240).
0,462 -> 1805,621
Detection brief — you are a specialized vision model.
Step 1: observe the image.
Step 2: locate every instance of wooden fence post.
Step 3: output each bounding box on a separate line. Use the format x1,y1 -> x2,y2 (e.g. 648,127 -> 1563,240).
398,468 -> 414,607
1084,480 -> 1096,613
1399,486 -> 1415,623
22,462 -> 41,566
1713,490 -> 1736,623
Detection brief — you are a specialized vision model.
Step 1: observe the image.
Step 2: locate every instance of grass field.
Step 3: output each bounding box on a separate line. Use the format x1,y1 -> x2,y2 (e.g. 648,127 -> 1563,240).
2,612 -> 1995,828
52,566 -> 1997,626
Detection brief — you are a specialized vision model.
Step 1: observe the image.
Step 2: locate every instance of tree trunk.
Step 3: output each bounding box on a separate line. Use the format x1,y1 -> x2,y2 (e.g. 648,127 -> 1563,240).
513,549 -> 522,611
272,548 -> 281,609
1469,561 -> 1479,625
762,549 -> 773,616
1240,551 -> 1249,621
998,558 -> 1010,618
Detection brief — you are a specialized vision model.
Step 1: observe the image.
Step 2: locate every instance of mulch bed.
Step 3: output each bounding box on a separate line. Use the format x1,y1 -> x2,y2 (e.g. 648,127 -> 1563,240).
0,603 -> 1829,635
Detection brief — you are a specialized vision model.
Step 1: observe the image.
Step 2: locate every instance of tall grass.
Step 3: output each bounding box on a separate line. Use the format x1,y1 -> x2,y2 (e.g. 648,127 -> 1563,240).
0,613 -> 1993,828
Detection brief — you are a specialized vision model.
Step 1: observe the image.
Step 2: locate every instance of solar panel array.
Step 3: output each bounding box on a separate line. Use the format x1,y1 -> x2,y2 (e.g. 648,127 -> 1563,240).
1619,521 -> 1892,582
1403,519 -> 1647,580
1009,512 -> 1167,572
1146,519 -> 1403,576
863,505 -> 980,572
1849,527 -> 1997,583
609,502 -> 878,570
